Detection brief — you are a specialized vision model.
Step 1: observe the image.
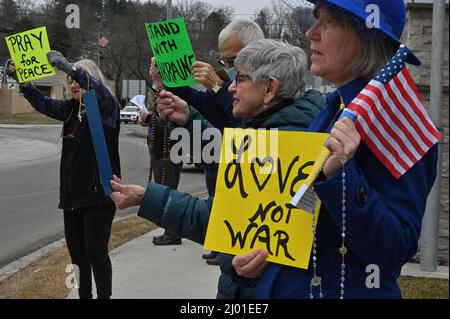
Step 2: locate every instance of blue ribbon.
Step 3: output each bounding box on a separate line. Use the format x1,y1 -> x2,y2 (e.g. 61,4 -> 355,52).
83,91 -> 114,195
338,109 -> 357,122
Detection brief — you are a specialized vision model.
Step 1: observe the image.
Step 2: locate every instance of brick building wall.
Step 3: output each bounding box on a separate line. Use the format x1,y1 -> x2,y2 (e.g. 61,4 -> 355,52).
404,3 -> 449,265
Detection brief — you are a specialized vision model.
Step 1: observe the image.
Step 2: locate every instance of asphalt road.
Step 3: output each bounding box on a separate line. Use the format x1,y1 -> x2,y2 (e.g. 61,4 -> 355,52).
0,124 -> 207,268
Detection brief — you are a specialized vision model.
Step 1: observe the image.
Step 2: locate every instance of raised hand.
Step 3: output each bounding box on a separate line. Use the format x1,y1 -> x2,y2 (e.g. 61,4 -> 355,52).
156,90 -> 190,126
191,61 -> 223,91
46,50 -> 74,74
150,57 -> 163,90
138,111 -> 150,127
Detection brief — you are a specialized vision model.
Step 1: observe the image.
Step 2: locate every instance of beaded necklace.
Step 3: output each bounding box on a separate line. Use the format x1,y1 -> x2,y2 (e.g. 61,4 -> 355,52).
310,103 -> 348,300
148,88 -> 171,185
76,73 -> 90,122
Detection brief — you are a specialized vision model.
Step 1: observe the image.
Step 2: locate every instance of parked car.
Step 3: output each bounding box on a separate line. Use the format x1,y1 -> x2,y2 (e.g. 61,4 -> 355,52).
120,105 -> 139,124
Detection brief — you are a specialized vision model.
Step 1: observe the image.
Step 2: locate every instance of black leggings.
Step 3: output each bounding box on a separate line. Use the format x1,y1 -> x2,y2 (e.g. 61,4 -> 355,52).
64,205 -> 115,299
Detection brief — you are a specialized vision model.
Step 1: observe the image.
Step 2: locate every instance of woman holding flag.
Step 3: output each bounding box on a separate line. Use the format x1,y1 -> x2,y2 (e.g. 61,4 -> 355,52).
7,52 -> 121,299
231,0 -> 441,298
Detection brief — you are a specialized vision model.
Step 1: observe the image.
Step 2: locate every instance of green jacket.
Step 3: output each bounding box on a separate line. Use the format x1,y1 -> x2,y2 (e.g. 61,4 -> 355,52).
138,90 -> 325,298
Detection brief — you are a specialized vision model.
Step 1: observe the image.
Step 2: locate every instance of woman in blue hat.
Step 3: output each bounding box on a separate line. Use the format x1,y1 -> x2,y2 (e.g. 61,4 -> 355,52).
231,0 -> 439,298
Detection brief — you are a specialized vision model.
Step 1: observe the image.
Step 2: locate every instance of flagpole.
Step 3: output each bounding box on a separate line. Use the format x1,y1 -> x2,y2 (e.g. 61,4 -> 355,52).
98,33 -> 101,68
420,0 -> 446,272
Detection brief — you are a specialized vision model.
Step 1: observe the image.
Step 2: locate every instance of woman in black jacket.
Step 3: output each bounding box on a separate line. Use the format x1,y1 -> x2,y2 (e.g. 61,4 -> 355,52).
7,52 -> 121,299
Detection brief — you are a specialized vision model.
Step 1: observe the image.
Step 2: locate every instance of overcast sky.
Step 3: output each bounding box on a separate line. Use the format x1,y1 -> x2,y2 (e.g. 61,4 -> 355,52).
178,0 -> 277,17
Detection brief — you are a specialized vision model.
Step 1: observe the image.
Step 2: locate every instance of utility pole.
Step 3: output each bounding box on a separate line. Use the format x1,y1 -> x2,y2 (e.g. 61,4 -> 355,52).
98,0 -> 106,68
420,0 -> 446,272
167,0 -> 173,19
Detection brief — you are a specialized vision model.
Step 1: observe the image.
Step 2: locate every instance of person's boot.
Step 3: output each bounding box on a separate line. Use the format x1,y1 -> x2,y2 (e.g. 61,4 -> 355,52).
202,251 -> 219,260
152,233 -> 182,245
206,253 -> 221,266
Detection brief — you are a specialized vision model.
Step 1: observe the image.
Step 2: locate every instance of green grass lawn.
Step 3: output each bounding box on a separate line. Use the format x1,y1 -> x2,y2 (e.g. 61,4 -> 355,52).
399,276 -> 449,299
0,113 -> 60,124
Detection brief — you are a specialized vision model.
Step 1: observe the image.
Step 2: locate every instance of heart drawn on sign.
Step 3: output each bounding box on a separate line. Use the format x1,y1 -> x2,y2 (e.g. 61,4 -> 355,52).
250,156 -> 275,192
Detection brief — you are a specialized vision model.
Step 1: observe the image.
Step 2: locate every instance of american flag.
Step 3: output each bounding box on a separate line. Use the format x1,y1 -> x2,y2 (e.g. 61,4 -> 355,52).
347,45 -> 441,179
98,35 -> 109,48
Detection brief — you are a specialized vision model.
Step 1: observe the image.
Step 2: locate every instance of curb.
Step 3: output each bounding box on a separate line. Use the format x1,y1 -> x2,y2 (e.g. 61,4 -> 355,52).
0,124 -> 60,129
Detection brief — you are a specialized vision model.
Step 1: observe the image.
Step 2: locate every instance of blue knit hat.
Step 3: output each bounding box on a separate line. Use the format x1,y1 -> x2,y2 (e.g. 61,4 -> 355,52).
307,0 -> 421,65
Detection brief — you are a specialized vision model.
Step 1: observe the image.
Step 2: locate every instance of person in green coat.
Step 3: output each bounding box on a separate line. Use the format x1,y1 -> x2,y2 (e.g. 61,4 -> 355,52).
109,39 -> 326,299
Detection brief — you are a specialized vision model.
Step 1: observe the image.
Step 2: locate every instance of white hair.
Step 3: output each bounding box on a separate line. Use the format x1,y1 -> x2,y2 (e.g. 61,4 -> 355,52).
235,39 -> 308,100
218,18 -> 265,48
67,59 -> 113,95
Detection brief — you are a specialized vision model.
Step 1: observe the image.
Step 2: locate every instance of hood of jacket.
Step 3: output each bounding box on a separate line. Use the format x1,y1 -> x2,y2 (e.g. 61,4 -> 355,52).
245,89 -> 326,131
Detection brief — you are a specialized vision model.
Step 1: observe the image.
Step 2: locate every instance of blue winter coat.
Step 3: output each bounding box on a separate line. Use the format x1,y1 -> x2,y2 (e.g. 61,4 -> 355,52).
251,78 -> 439,299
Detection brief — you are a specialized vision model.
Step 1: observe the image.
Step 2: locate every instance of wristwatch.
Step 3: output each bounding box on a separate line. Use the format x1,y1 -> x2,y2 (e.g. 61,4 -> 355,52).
211,80 -> 224,94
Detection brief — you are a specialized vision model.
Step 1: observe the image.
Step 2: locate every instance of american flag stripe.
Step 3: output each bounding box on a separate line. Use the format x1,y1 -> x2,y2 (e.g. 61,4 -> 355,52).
369,81 -> 428,157
356,87 -> 422,162
389,75 -> 435,148
351,98 -> 414,170
355,116 -> 407,178
396,71 -> 441,143
353,90 -> 418,165
383,81 -> 431,153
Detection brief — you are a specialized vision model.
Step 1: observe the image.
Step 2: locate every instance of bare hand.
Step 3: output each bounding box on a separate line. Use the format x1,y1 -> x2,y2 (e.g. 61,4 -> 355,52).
150,57 -> 163,90
139,111 -> 149,127
323,117 -> 361,178
110,175 -> 146,210
191,61 -> 222,91
232,249 -> 269,279
156,90 -> 190,126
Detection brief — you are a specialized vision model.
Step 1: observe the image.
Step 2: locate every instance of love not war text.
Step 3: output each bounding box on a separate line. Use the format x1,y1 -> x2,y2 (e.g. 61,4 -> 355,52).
205,129 -> 329,269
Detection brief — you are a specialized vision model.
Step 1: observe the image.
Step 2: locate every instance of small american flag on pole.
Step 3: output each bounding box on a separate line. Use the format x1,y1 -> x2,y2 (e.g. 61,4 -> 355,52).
98,35 -> 109,48
347,45 -> 441,179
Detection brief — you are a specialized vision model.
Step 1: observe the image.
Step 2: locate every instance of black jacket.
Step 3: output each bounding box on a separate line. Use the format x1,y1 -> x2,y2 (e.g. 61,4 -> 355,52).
21,68 -> 121,210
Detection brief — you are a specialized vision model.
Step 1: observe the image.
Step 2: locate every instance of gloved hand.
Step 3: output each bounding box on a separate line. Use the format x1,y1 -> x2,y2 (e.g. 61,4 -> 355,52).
46,50 -> 75,75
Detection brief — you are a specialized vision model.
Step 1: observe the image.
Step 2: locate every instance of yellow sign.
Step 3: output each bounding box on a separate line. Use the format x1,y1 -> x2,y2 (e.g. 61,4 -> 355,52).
204,129 -> 329,269
5,26 -> 56,83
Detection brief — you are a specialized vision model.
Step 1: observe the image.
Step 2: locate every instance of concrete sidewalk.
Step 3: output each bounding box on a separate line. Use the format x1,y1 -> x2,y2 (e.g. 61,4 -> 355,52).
65,225 -> 448,299
67,228 -> 221,299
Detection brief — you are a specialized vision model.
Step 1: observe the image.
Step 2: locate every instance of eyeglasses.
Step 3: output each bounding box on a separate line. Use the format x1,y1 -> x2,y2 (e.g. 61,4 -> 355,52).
218,56 -> 237,68
234,72 -> 252,86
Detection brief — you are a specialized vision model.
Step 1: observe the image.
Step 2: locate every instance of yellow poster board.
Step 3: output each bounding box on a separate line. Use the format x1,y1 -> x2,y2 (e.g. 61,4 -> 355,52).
5,26 -> 56,83
204,129 -> 329,269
